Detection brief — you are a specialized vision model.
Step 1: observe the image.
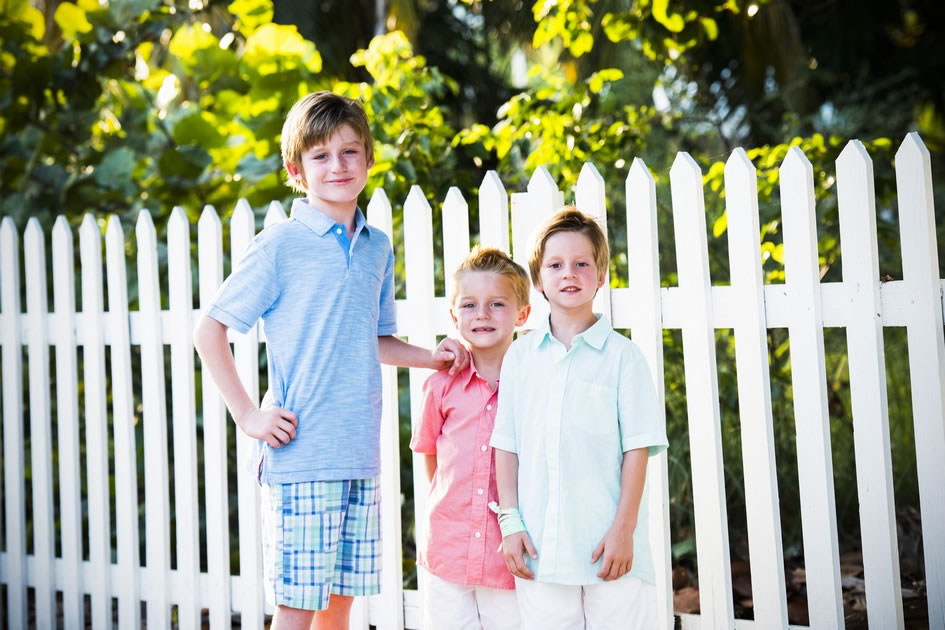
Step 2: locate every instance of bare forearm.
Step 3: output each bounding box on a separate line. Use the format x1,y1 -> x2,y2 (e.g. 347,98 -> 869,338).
423,454 -> 437,483
378,335 -> 435,369
613,448 -> 648,530
495,449 -> 520,508
193,315 -> 256,426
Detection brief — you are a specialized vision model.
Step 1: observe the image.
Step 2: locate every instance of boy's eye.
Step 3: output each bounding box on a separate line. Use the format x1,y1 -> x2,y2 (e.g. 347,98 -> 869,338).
548,262 -> 561,269
461,302 -> 475,309
577,261 -> 589,267
491,302 -> 505,308
314,153 -> 328,160
344,149 -> 358,155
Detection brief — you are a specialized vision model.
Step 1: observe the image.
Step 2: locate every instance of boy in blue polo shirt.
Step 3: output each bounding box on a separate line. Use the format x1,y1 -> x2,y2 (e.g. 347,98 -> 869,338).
490,207 -> 668,629
194,91 -> 467,630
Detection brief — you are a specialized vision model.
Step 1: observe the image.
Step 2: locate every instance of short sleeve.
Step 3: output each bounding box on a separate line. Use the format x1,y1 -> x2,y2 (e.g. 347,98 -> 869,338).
617,344 -> 668,455
377,246 -> 397,336
410,373 -> 445,454
490,345 -> 519,453
207,235 -> 280,334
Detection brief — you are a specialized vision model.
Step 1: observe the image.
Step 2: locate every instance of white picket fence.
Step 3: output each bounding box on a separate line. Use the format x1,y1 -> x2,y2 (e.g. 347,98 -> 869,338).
1,133 -> 943,630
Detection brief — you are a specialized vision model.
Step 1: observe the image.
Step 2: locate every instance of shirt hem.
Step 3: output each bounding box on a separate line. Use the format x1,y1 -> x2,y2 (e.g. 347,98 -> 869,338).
261,466 -> 381,484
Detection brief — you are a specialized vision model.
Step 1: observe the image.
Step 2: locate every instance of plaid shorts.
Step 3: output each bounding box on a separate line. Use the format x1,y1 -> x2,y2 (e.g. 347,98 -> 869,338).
260,477 -> 382,610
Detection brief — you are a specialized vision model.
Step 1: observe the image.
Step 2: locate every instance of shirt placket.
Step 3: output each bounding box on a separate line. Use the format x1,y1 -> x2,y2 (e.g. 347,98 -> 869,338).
466,381 -> 496,584
541,341 -> 569,577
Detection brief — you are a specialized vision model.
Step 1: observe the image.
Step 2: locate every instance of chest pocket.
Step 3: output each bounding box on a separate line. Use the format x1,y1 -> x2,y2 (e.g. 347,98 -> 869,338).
568,381 -> 619,436
353,266 -> 384,317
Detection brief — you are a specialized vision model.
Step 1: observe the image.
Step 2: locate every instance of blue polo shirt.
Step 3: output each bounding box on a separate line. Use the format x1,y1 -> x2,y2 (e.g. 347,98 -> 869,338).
207,198 -> 397,483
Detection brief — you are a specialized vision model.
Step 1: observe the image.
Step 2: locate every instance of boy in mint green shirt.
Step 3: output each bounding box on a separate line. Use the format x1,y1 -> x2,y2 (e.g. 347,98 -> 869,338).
490,207 -> 668,629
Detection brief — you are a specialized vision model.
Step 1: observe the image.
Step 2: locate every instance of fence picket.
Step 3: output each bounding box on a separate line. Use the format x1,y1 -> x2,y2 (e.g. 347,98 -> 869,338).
625,159 -> 673,629
265,199 -> 287,227
836,141 -> 904,629
724,150 -> 789,627
478,171 -> 509,252
0,217 -> 26,630
79,213 -> 113,629
168,207 -> 201,629
105,215 -> 142,629
137,209 -> 172,628
895,133 -> 945,628
230,199 -> 266,627
198,204 -> 232,629
779,147 -> 844,627
368,188 -> 406,630
52,217 -> 84,629
404,186 -> 437,604
442,186 -> 470,302
670,153 -> 735,628
24,219 -> 56,628
516,167 -> 562,328
576,162 -> 611,320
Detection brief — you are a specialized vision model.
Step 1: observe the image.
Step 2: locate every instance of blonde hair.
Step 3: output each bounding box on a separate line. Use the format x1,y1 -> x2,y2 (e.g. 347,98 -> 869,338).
280,91 -> 374,193
527,206 -> 609,286
450,247 -> 531,309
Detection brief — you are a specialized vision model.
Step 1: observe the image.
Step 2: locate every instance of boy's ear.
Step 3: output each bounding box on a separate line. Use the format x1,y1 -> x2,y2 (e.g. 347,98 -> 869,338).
285,161 -> 303,181
515,304 -> 531,327
597,268 -> 606,289
449,307 -> 459,328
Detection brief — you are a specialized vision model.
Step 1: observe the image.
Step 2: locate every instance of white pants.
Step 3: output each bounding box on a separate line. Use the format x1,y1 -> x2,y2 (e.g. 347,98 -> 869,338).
513,576 -> 656,630
422,570 -> 520,630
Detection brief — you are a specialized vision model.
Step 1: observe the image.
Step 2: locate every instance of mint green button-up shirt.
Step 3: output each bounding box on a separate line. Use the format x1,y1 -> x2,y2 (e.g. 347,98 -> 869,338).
490,314 -> 668,586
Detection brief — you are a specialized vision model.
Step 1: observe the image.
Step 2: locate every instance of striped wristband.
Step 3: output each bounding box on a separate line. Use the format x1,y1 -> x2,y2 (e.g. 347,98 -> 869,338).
488,501 -> 527,537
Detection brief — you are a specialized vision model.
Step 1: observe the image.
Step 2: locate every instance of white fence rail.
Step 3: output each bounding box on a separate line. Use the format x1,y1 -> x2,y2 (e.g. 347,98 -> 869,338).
1,133 -> 943,629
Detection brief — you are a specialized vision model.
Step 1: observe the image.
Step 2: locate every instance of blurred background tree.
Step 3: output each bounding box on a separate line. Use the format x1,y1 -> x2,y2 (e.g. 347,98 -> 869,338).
2,0 -> 941,622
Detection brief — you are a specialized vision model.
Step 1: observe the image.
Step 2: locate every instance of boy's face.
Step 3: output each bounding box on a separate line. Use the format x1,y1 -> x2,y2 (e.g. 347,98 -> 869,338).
450,271 -> 530,353
286,123 -> 373,214
535,230 -> 605,314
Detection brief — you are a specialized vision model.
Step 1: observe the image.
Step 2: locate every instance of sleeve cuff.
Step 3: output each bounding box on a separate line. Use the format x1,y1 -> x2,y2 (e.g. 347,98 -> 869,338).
621,431 -> 669,456
207,305 -> 253,335
490,433 -> 518,453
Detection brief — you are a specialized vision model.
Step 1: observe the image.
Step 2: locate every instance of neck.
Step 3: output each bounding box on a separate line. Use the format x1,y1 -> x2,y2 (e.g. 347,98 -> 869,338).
309,199 -> 358,233
471,339 -> 512,389
549,307 -> 597,350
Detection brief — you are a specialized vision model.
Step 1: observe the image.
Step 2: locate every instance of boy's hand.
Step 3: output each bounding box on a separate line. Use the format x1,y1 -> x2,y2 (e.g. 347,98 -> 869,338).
591,523 -> 634,581
431,337 -> 469,375
501,531 -> 537,580
236,407 -> 298,448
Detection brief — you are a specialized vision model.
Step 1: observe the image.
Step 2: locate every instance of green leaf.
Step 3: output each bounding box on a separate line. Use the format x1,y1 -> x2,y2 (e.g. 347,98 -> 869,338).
235,153 -> 281,184
55,3 -> 93,41
652,0 -> 685,33
587,68 -> 624,93
700,16 -> 718,40
158,146 -> 212,179
94,147 -> 136,189
712,212 -> 727,237
228,0 -> 274,33
172,112 -> 226,149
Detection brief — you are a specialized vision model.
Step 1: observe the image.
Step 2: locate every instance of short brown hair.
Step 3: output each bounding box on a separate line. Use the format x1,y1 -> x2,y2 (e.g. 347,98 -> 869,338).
451,247 -> 531,309
528,206 -> 609,286
280,91 -> 374,193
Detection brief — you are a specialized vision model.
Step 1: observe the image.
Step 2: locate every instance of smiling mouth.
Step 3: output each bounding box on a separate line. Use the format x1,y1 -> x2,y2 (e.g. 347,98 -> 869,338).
561,286 -> 581,293
328,178 -> 353,184
472,326 -> 496,333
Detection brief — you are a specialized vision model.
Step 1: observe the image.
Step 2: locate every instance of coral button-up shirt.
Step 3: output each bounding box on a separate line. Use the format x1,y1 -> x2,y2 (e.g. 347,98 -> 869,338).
410,361 -> 513,590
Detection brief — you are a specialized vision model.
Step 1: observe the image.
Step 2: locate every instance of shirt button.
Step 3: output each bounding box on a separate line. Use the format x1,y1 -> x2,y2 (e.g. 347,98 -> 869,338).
486,404 -> 493,411
481,445 -> 488,452
477,488 -> 484,495
474,531 -> 481,538
336,227 -> 343,234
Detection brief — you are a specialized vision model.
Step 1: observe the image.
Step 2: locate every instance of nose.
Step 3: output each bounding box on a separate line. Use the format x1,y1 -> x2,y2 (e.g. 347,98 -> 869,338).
475,305 -> 490,319
329,154 -> 346,172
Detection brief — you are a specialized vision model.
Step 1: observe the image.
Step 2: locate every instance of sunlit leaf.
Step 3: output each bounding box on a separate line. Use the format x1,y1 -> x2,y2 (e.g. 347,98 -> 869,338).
55,3 -> 93,41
